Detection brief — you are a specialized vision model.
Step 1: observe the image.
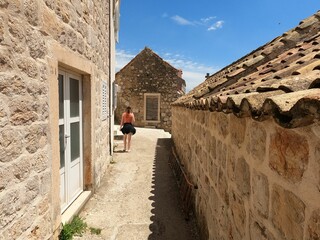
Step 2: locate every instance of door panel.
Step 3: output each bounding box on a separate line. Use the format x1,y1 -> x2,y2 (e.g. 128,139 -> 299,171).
58,70 -> 83,212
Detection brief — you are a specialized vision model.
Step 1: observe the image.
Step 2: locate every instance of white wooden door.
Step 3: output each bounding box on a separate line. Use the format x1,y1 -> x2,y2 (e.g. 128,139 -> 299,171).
58,70 -> 83,212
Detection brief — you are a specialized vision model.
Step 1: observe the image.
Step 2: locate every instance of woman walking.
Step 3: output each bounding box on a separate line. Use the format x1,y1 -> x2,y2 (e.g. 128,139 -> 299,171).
120,106 -> 136,152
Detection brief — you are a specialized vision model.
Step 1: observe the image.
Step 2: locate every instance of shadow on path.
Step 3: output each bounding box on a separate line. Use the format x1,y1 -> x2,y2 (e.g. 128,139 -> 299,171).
148,138 -> 199,240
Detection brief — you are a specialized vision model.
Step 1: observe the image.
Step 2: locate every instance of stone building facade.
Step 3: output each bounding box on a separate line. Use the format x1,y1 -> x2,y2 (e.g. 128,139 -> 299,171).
0,0 -> 119,239
172,12 -> 320,240
115,47 -> 185,132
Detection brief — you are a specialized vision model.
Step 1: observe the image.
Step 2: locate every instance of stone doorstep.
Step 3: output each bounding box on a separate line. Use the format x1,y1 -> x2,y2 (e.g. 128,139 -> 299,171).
61,191 -> 92,224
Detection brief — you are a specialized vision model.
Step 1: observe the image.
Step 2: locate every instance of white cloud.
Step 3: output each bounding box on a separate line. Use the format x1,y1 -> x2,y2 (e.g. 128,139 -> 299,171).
171,15 -> 194,26
115,49 -> 136,71
208,20 -> 224,31
170,14 -> 224,33
200,16 -> 216,23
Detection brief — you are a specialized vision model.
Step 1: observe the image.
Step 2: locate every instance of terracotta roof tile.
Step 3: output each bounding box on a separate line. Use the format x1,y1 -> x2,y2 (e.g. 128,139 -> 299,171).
173,11 -> 320,128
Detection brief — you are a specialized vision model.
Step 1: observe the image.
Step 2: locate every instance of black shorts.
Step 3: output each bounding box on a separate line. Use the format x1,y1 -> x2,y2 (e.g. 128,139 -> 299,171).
121,123 -> 136,135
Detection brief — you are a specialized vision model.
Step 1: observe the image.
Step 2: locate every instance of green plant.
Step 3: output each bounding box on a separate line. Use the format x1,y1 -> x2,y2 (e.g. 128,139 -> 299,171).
59,216 -> 87,240
89,227 -> 102,235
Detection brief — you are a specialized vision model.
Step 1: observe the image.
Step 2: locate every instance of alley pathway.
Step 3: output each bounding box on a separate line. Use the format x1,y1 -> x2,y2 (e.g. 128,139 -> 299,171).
76,127 -> 200,240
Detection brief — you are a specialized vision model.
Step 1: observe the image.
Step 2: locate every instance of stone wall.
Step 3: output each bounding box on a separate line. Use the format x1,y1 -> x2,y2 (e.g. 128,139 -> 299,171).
172,106 -> 320,240
0,0 -> 113,239
115,48 -> 184,132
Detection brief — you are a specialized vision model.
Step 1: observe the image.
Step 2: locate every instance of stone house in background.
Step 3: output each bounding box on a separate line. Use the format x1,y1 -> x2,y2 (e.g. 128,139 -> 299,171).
0,0 -> 120,239
172,11 -> 320,240
115,47 -> 185,132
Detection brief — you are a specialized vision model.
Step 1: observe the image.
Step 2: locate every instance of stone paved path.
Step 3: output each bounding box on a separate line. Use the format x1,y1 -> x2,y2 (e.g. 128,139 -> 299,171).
75,127 -> 200,240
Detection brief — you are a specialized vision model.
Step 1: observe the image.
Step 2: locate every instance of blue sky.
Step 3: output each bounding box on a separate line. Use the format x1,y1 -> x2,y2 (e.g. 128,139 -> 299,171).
116,1 -> 319,92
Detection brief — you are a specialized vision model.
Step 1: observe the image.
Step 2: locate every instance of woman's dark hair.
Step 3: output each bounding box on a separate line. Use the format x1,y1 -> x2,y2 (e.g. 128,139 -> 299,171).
126,106 -> 131,113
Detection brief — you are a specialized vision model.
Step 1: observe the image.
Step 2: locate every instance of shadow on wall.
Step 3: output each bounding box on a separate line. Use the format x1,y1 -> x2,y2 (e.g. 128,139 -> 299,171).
148,138 -> 200,240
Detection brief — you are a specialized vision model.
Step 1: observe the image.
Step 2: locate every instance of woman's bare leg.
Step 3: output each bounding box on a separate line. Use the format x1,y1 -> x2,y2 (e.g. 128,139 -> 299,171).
127,133 -> 132,151
123,134 -> 127,151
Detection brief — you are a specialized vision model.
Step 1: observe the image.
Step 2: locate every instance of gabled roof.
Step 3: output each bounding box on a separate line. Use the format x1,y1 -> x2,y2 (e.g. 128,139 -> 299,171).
173,11 -> 320,128
116,47 -> 186,86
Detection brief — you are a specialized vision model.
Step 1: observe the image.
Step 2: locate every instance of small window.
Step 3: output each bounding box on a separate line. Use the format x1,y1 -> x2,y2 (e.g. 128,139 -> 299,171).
102,81 -> 108,121
144,93 -> 160,122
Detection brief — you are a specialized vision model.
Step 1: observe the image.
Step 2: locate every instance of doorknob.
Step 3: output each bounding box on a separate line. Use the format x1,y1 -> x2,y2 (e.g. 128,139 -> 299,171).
65,134 -> 70,138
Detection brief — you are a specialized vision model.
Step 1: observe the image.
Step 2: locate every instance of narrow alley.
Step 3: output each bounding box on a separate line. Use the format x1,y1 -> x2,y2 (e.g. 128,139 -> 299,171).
76,127 -> 200,240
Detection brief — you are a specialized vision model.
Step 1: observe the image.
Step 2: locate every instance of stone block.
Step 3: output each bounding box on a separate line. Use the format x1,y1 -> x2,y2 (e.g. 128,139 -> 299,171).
0,188 -> 23,229
249,217 -> 276,240
26,28 -> 46,59
0,15 -> 4,44
218,169 -> 229,205
269,128 -> 309,182
12,156 -> 32,181
16,57 -> 39,78
41,7 -> 63,40
315,145 -> 320,192
235,157 -> 250,197
23,0 -> 39,26
0,74 -> 27,97
0,126 -> 23,163
0,101 -> 9,128
216,113 -> 229,137
247,121 -> 266,164
252,170 -> 269,218
230,191 -> 246,238
271,184 -> 305,239
24,176 -> 40,204
25,124 -> 48,154
0,166 -> 13,191
9,96 -> 38,125
307,209 -> 320,240
216,140 -> 227,169
230,116 -> 246,148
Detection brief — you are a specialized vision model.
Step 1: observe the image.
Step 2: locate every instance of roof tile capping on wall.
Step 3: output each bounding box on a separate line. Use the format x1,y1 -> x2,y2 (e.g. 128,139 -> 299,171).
173,11 -> 320,129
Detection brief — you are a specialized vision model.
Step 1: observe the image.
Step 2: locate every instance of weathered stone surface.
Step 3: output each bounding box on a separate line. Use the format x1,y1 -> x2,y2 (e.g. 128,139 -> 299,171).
250,218 -> 276,240
252,170 -> 269,218
0,15 -> 5,43
41,7 -> 63,39
269,127 -> 309,182
0,74 -> 27,96
0,127 -> 23,162
208,134 -> 216,161
230,191 -> 246,238
26,28 -> 46,59
0,166 -> 13,191
315,145 -> 320,192
2,206 -> 37,240
247,121 -> 266,163
0,100 -> 9,127
0,188 -> 23,229
25,124 -> 48,154
1,0 -> 113,238
9,97 -> 38,125
227,149 -> 236,181
230,116 -> 246,148
0,49 -> 14,72
216,140 -> 227,169
271,184 -> 305,239
235,157 -> 250,197
218,169 -> 229,205
23,176 -> 40,204
23,0 -> 40,26
7,16 -> 27,53
8,0 -> 21,12
307,209 -> 320,239
216,113 -> 229,137
16,57 -> 38,78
